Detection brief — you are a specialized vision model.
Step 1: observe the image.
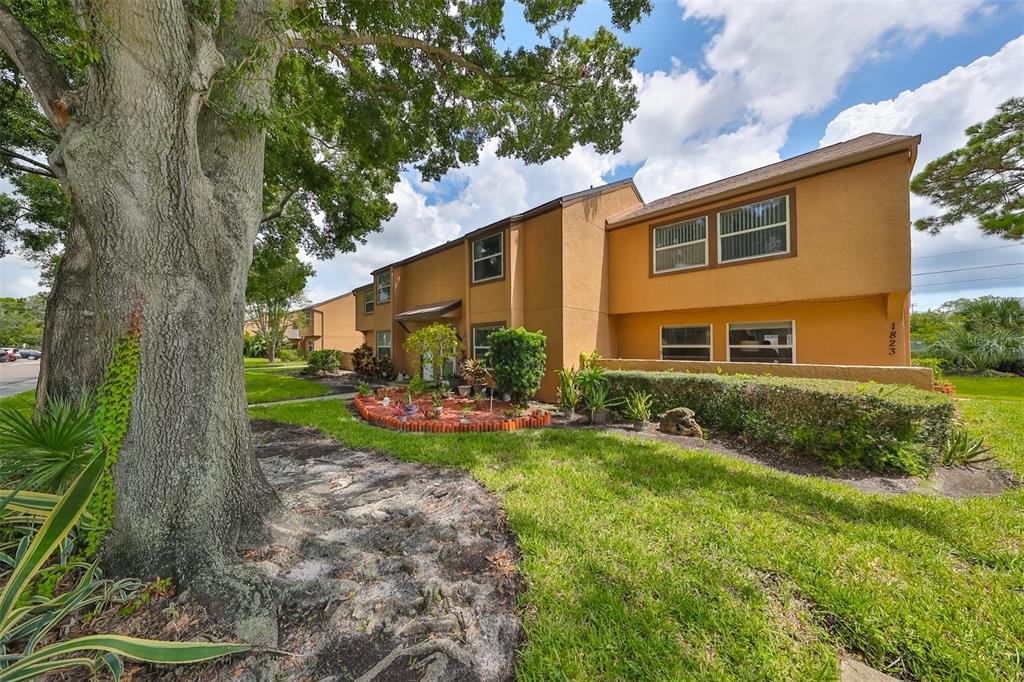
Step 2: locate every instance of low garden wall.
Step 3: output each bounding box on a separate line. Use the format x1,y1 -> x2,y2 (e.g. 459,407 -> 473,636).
598,358 -> 934,390
606,370 -> 954,474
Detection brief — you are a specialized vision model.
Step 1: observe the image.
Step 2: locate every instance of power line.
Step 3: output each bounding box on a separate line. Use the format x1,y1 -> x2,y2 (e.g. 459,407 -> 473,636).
912,244 -> 1023,260
913,275 -> 1024,288
912,262 -> 1024,277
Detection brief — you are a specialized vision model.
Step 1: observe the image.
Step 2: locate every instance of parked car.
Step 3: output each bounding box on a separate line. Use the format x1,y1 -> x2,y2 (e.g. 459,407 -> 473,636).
0,349 -> 16,362
16,348 -> 41,359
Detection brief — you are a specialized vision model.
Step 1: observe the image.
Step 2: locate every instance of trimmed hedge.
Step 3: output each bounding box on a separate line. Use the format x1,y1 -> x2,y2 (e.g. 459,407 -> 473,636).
606,370 -> 954,474
306,349 -> 342,375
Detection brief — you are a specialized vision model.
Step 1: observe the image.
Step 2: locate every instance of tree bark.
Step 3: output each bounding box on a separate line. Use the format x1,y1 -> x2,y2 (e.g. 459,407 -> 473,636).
38,1 -> 283,637
36,216 -> 104,409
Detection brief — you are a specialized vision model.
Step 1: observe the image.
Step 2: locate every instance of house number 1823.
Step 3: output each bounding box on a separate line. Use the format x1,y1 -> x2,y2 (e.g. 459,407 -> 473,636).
888,323 -> 897,355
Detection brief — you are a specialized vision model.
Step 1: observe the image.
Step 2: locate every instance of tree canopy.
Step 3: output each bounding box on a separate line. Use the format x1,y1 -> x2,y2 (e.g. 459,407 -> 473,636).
245,240 -> 313,362
911,97 -> 1024,241
2,0 -> 647,263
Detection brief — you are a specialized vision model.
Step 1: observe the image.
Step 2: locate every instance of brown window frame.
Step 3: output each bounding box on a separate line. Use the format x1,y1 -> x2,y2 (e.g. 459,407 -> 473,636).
648,188 -> 797,278
471,321 -> 506,360
469,229 -> 507,286
363,288 -> 375,315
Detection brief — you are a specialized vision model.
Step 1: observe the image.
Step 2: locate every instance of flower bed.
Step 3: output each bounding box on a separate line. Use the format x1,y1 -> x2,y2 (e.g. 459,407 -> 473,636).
353,389 -> 552,433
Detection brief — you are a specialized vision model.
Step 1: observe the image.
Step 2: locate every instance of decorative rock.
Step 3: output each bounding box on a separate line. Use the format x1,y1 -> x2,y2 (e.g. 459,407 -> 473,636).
659,406 -> 703,438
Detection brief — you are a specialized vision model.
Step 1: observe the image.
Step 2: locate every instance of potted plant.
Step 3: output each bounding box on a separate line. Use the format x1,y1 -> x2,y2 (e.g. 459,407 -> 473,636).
622,388 -> 653,431
461,358 -> 490,396
579,365 -> 619,425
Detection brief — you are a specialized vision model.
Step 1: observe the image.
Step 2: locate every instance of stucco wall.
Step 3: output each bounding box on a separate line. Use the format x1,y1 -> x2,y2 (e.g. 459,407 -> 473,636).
613,294 -> 909,367
598,358 -> 933,390
606,153 -> 913,315
521,209 -> 563,399
311,293 -> 364,352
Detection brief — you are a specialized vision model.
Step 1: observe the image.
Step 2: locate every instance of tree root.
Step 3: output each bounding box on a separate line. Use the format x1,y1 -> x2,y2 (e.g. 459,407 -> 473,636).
354,639 -> 474,682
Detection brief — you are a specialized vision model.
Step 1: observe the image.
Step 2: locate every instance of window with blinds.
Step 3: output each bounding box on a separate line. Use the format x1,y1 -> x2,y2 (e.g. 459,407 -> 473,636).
652,216 -> 707,273
660,325 -> 712,360
718,196 -> 789,263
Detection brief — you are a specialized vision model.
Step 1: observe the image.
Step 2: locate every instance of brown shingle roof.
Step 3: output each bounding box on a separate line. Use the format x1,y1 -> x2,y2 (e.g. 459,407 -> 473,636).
607,133 -> 920,227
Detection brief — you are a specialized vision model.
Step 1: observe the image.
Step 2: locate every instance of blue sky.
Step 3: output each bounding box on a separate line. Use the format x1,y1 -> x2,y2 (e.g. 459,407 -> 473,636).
1,1 -> 1022,310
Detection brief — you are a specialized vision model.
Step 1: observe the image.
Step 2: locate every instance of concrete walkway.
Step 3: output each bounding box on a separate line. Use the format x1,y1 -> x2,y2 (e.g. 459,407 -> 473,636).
247,391 -> 356,409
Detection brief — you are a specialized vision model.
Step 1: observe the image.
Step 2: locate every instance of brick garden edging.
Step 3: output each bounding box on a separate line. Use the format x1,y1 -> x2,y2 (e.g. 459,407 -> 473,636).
353,394 -> 552,433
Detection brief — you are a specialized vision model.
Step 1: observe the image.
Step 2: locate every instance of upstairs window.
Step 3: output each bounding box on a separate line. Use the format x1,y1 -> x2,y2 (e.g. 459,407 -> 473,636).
376,271 -> 391,304
718,195 -> 790,263
375,330 -> 392,359
653,217 -> 707,273
363,289 -> 375,314
661,325 -> 712,361
727,321 -> 794,363
472,232 -> 504,283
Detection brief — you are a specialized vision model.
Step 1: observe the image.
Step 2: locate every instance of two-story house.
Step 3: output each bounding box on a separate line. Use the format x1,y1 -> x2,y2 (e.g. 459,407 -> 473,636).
351,132 -> 921,399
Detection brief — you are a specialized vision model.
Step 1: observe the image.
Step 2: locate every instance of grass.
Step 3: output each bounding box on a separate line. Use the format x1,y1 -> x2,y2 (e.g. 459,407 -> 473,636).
0,390 -> 35,414
244,357 -> 307,370
244,371 -> 332,404
251,388 -> 1024,681
950,375 -> 1023,401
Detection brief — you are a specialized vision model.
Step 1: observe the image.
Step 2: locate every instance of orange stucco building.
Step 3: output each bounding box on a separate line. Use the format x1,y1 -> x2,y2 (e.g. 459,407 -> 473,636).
340,132 -> 922,399
286,292 -> 364,354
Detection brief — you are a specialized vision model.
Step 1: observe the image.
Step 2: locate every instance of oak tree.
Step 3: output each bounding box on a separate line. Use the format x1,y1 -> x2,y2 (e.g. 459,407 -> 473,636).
0,0 -> 647,635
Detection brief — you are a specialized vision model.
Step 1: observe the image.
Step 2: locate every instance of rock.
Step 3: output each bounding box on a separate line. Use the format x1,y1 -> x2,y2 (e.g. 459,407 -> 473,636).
659,406 -> 703,438
840,658 -> 900,681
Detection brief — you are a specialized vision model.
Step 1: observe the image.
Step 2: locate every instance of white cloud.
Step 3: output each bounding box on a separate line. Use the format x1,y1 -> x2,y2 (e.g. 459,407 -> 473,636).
680,0 -> 982,123
820,36 -> 1024,304
0,254 -> 44,297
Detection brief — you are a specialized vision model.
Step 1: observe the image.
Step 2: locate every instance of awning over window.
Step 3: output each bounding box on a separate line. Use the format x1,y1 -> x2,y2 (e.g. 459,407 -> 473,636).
394,299 -> 462,321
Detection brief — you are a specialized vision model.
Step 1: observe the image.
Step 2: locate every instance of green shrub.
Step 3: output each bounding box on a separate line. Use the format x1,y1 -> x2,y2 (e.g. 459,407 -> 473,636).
0,395 -> 95,492
276,346 -> 299,362
352,343 -> 392,380
403,323 -> 460,383
913,357 -> 946,384
486,328 -> 547,405
306,349 -> 342,375
605,371 -> 954,474
356,381 -> 373,397
408,376 -> 432,396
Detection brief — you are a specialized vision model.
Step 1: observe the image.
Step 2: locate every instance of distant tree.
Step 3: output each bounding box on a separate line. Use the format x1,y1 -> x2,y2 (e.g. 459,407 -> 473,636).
245,242 -> 313,363
911,97 -> 1024,240
909,308 -> 951,348
0,294 -> 45,346
941,296 -> 1024,333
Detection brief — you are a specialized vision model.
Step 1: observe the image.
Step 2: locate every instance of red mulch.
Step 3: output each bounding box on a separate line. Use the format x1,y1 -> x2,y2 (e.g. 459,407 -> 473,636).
353,388 -> 552,433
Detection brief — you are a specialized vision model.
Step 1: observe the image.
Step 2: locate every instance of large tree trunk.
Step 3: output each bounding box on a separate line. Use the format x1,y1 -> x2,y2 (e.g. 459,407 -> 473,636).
43,0 -> 284,640
36,216 -> 104,408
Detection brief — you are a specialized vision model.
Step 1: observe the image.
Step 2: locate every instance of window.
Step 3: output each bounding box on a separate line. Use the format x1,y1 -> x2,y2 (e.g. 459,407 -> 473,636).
376,271 -> 391,304
727,321 -> 794,363
661,325 -> 712,361
472,324 -> 504,360
375,330 -> 392,359
653,217 -> 707,273
471,232 -> 504,283
718,195 -> 789,263
363,288 -> 375,315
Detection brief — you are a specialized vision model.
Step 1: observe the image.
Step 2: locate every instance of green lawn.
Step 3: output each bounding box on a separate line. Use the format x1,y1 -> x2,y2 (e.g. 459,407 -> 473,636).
951,376 -> 1024,475
0,390 -> 34,414
950,375 -> 1023,401
244,357 -> 308,370
252,391 -> 1024,680
243,371 -> 332,404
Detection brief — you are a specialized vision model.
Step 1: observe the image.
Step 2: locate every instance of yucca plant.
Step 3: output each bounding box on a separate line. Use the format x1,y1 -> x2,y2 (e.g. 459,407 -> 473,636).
557,367 -> 580,415
0,450 -> 249,680
943,426 -> 995,468
0,396 -> 95,493
622,388 -> 654,429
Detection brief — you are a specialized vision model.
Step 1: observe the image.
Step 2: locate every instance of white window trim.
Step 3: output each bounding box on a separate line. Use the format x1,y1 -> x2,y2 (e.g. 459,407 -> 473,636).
375,271 -> 392,304
471,232 -> 504,283
726,320 -> 796,364
472,325 -> 504,360
652,217 -> 709,274
716,195 -> 790,264
375,330 -> 392,357
363,289 -> 375,315
659,324 -> 713,361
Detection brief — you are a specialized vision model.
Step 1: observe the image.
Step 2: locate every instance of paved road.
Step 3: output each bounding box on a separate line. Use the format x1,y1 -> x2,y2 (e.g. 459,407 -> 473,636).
0,358 -> 40,397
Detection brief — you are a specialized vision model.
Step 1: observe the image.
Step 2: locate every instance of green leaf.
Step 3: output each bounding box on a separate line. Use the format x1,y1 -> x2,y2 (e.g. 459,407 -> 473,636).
0,449 -> 106,631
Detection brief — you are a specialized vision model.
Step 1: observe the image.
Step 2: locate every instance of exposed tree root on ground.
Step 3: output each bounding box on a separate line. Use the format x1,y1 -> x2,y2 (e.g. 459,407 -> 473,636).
71,420 -> 522,681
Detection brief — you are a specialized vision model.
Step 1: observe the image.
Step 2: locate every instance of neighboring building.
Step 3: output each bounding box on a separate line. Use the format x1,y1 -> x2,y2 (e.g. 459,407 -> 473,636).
345,132 -> 919,399
285,292 -> 364,354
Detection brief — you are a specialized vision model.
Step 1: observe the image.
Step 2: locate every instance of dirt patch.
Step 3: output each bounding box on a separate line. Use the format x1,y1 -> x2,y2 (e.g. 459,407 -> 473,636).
110,419 -> 522,681
552,413 -> 1018,498
305,370 -> 366,392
